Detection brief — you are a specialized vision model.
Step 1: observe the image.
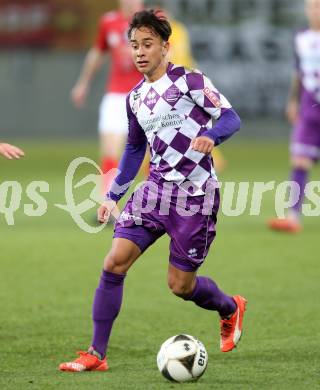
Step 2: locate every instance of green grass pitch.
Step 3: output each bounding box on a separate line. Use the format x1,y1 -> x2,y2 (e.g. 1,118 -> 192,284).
0,140 -> 319,389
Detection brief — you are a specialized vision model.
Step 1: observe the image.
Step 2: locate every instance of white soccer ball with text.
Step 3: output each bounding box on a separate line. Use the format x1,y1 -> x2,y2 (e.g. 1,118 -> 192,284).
156,334 -> 208,382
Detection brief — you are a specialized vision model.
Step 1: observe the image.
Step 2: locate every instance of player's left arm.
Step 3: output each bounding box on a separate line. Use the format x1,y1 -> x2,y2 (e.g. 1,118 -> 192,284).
187,72 -> 241,154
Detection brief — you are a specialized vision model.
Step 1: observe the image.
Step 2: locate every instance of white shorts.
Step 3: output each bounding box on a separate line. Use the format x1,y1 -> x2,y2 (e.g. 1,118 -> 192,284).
98,93 -> 128,135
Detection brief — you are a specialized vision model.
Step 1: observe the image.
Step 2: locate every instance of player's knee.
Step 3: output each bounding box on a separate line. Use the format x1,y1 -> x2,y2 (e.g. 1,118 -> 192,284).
168,279 -> 193,299
103,251 -> 130,274
291,156 -> 313,170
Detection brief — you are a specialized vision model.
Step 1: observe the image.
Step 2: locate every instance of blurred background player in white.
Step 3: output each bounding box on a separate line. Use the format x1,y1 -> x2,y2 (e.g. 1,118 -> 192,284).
269,0 -> 320,233
0,142 -> 24,160
71,0 -> 144,190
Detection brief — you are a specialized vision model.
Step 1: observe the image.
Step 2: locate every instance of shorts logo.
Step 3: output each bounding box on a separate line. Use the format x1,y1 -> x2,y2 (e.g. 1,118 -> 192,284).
203,87 -> 222,108
188,248 -> 198,257
119,211 -> 142,224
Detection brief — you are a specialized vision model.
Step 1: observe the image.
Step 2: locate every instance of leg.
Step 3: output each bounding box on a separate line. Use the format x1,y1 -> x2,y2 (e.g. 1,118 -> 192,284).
268,154 -> 314,233
167,264 -> 236,318
288,155 -> 313,219
59,238 -> 141,372
167,195 -> 234,316
167,264 -> 246,353
166,195 -> 246,352
268,120 -> 320,232
91,195 -> 166,361
59,163 -> 166,372
91,238 -> 141,358
100,132 -> 126,162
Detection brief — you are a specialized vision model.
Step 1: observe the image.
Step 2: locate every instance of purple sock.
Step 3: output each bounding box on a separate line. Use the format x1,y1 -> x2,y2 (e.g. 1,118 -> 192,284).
185,276 -> 236,318
91,270 -> 126,358
290,168 -> 308,214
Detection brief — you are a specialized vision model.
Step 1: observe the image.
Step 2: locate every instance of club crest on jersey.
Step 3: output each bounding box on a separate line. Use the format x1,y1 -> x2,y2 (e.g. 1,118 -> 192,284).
164,85 -> 181,103
146,90 -> 158,106
203,87 -> 222,108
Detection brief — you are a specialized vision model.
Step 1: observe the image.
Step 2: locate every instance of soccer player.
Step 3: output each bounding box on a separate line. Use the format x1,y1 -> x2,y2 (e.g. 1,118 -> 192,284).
60,10 -> 246,372
71,0 -> 144,188
0,143 -> 24,160
268,0 -> 320,233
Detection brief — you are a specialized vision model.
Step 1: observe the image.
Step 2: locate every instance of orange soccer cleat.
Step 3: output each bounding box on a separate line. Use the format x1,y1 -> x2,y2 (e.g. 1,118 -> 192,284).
268,217 -> 302,233
220,295 -> 247,352
59,350 -> 109,372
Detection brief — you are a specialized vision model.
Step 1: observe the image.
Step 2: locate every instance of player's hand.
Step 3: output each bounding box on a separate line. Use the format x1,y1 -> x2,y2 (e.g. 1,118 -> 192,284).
286,100 -> 299,125
71,83 -> 88,109
190,136 -> 215,154
97,200 -> 120,224
0,143 -> 25,160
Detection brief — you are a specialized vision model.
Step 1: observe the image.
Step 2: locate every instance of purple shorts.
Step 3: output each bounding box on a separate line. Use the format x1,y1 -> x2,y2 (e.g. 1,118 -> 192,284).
291,118 -> 320,161
114,181 -> 220,272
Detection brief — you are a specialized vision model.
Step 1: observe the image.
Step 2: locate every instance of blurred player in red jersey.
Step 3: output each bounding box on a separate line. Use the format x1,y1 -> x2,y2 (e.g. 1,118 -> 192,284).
0,143 -> 24,160
71,0 -> 144,189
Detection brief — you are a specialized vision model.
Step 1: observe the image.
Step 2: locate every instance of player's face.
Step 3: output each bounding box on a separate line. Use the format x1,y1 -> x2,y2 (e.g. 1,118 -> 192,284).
306,0 -> 320,29
130,27 -> 169,80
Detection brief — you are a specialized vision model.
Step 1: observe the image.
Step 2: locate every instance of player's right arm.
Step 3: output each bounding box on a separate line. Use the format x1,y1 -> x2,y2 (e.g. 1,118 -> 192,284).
71,48 -> 104,108
0,143 -> 25,160
98,93 -> 147,223
286,34 -> 301,125
71,15 -> 109,108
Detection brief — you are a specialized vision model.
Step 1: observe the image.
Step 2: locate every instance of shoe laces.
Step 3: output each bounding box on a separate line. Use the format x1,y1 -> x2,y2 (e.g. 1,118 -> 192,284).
75,351 -> 96,364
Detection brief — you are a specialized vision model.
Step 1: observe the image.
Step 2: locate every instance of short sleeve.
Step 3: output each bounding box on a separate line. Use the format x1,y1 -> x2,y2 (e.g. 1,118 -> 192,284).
126,95 -> 147,145
185,71 -> 232,120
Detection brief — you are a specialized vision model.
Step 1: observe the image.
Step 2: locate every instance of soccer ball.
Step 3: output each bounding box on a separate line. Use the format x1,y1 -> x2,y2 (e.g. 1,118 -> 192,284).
156,334 -> 208,382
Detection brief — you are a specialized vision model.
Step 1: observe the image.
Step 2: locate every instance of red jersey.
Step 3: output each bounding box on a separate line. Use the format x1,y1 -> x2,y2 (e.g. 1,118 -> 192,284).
95,10 -> 142,93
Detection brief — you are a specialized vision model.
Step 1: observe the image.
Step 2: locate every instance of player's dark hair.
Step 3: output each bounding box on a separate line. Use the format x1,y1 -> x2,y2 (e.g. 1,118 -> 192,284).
128,9 -> 172,42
